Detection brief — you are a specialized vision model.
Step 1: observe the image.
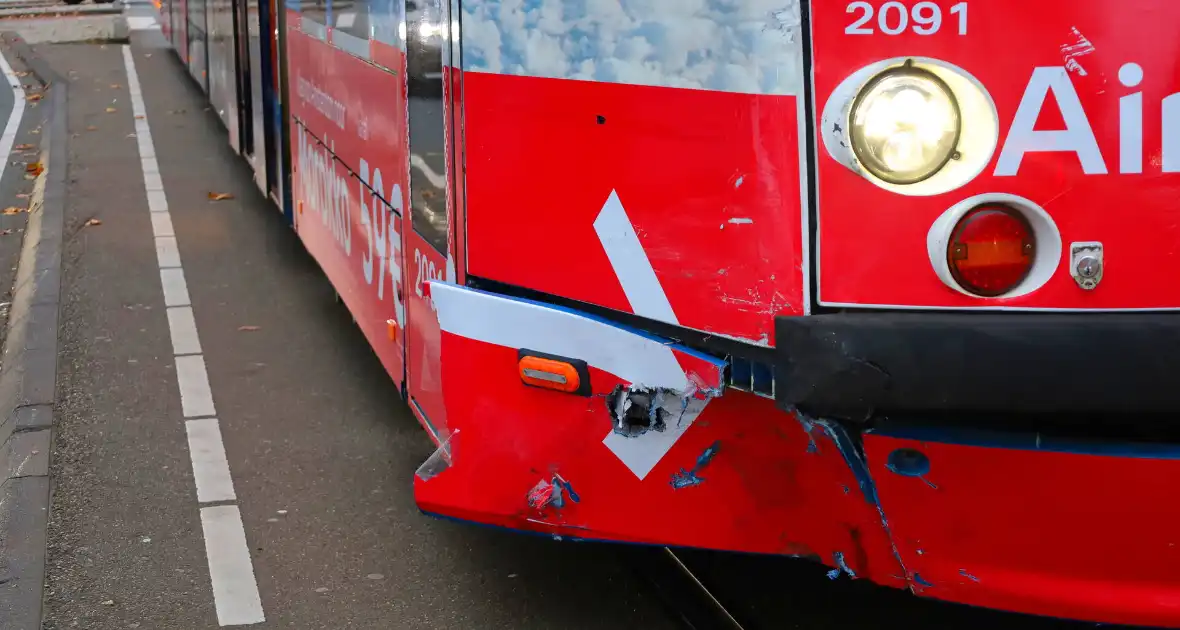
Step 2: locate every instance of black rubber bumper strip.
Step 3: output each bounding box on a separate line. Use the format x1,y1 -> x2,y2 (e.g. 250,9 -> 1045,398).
775,312 -> 1180,419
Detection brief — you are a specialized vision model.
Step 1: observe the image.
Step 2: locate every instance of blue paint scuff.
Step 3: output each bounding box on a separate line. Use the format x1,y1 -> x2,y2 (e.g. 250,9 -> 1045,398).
913,573 -> 934,587
960,569 -> 980,582
670,441 -> 721,489
827,552 -> 857,580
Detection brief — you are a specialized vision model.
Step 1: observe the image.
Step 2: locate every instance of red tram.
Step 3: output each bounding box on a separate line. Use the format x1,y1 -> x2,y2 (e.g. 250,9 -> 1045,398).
158,1 -> 1180,625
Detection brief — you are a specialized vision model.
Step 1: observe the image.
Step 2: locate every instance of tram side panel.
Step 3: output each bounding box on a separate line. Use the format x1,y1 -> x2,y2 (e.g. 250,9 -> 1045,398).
284,5 -> 409,394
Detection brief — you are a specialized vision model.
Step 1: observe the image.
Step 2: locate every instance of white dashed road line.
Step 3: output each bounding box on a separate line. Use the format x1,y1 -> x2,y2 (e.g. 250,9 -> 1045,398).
122,45 -> 266,627
0,45 -> 26,188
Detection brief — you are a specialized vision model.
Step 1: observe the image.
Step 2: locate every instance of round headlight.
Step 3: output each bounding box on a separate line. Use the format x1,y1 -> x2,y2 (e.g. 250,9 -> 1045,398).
849,65 -> 961,185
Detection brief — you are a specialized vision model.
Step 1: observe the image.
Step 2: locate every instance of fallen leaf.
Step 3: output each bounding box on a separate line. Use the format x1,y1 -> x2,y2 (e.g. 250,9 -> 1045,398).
0,229 -> 13,235
134,115 -> 144,120
85,218 -> 102,226
2,207 -> 24,215
207,192 -> 234,201
14,144 -> 33,150
237,325 -> 260,332
110,83 -> 121,89
25,162 -> 42,176
25,93 -> 41,102
85,125 -> 97,131
15,71 -> 29,77
105,107 -> 116,113
16,193 -> 29,199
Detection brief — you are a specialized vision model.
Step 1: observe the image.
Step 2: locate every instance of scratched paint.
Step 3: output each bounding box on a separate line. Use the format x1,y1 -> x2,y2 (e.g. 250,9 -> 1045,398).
912,573 -> 935,588
527,473 -> 581,510
1061,26 -> 1096,76
827,551 -> 857,580
670,441 -> 721,489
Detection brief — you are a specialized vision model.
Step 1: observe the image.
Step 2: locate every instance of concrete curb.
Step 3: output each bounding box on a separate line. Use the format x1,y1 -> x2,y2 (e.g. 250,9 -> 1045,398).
0,14 -> 128,44
0,5 -> 122,18
0,33 -> 66,630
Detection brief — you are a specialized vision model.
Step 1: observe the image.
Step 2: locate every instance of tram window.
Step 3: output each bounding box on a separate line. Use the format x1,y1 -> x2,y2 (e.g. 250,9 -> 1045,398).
330,0 -> 372,57
369,0 -> 403,47
406,0 -> 449,254
293,0 -> 328,29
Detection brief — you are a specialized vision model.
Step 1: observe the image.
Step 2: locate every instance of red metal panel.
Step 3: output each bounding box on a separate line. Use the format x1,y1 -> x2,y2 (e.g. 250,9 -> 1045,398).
462,72 -> 806,345
811,0 -> 1180,309
864,430 -> 1180,626
286,24 -> 408,392
414,284 -> 904,583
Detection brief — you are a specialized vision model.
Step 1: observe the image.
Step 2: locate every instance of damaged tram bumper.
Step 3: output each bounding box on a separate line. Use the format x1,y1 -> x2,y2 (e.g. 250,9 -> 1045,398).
415,282 -> 1180,628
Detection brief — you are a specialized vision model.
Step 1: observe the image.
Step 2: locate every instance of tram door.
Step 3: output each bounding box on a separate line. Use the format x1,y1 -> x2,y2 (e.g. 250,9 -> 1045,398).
401,0 -> 460,438
233,0 -> 269,193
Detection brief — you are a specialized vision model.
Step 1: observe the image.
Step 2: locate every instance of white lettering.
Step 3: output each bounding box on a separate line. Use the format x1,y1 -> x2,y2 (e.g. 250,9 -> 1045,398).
1118,63 -> 1144,174
845,1 -> 963,36
994,66 -> 1107,177
1163,94 -> 1180,173
296,129 -> 352,257
296,76 -> 346,129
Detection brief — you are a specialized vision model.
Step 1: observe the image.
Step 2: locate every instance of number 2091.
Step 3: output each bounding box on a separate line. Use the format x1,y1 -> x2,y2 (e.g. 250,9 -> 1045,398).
846,1 -> 967,36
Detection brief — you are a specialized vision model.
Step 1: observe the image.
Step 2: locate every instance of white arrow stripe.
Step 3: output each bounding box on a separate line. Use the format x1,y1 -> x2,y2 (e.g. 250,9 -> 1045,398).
593,189 -> 716,480
431,284 -> 690,390
593,190 -> 679,325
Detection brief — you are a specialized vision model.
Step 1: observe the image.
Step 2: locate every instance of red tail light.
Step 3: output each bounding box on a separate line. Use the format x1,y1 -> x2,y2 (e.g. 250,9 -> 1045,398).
947,205 -> 1035,297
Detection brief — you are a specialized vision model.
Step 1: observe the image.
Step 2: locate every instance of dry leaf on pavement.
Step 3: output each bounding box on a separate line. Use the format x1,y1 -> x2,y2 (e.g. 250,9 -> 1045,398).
0,229 -> 13,236
25,93 -> 41,102
237,325 -> 261,332
2,207 -> 24,215
207,192 -> 234,201
85,218 -> 102,226
14,144 -> 33,151
105,107 -> 116,113
25,162 -> 42,176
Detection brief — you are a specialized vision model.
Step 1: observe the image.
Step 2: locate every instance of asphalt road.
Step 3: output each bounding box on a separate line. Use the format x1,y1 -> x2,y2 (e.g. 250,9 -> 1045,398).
0,39 -> 49,344
29,17 -> 1141,630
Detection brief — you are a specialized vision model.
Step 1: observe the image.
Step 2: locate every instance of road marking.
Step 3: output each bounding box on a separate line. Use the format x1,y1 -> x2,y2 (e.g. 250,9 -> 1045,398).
144,168 -> 164,191
0,43 -> 26,200
186,419 -> 236,502
160,268 -> 190,306
200,506 -> 266,626
148,189 -> 167,212
167,306 -> 202,355
156,235 -> 181,268
151,211 -> 174,237
123,45 -> 265,626
127,15 -> 160,31
175,354 -> 215,419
